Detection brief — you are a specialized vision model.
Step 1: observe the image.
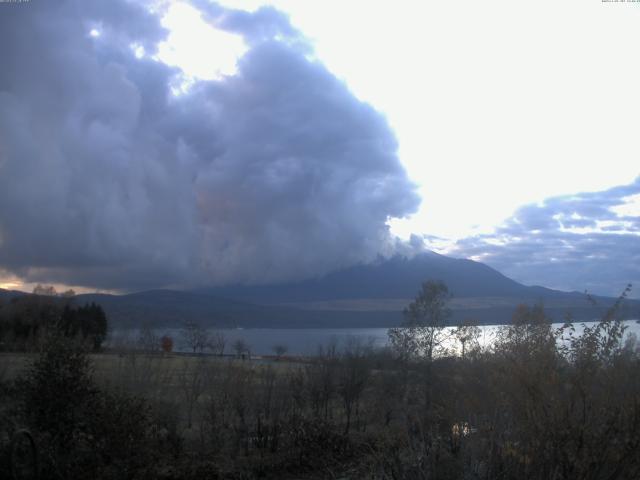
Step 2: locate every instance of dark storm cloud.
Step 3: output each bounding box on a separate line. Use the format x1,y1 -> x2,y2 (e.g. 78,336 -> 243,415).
451,178 -> 640,297
0,0 -> 419,290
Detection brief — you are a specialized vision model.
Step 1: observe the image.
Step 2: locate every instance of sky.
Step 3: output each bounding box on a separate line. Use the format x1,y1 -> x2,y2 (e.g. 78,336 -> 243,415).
0,0 -> 638,297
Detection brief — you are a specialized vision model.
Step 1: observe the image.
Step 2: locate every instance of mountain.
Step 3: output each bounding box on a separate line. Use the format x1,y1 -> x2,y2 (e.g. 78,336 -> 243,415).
0,288 -> 25,301
3,252 -> 638,328
195,252 -> 580,304
185,252 -> 637,327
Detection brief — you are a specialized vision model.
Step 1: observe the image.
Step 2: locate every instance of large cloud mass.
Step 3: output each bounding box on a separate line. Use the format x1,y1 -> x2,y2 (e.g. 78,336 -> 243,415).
0,0 -> 419,290
450,178 -> 640,297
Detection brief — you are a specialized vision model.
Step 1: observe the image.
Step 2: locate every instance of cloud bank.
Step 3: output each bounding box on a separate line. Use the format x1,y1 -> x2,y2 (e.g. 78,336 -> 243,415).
0,0 -> 419,291
450,178 -> 640,297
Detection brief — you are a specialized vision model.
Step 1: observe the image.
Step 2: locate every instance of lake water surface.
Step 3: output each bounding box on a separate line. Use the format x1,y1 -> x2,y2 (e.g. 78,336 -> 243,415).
112,320 -> 640,356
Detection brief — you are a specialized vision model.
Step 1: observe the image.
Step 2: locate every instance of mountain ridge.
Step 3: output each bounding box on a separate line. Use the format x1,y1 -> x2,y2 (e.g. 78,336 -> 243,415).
193,252 -> 584,303
1,252 -> 637,327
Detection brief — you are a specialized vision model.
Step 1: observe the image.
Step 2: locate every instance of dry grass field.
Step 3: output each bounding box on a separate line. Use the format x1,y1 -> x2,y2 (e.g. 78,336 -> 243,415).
1,350 -> 304,437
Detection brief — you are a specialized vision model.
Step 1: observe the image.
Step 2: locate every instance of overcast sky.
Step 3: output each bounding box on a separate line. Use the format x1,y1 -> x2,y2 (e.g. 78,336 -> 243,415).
0,0 -> 638,297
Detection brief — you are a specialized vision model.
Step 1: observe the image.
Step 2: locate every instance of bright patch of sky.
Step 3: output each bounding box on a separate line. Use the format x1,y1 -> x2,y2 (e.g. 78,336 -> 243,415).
160,0 -> 640,247
611,193 -> 640,218
157,2 -> 247,81
0,271 -> 108,295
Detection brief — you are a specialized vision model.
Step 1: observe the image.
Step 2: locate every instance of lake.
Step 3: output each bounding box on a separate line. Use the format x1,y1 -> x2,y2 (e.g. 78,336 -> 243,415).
111,320 -> 640,356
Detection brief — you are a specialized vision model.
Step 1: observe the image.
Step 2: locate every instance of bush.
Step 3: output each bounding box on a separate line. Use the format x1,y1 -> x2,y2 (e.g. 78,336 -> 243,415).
14,334 -> 154,479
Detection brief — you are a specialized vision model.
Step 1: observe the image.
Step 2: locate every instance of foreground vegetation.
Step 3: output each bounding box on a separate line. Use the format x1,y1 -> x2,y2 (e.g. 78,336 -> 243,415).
1,283 -> 639,479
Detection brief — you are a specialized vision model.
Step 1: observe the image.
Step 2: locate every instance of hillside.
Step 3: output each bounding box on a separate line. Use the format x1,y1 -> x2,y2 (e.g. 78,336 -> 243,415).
2,252 -> 638,328
86,252 -> 640,327
195,252 -> 586,304
0,288 -> 24,301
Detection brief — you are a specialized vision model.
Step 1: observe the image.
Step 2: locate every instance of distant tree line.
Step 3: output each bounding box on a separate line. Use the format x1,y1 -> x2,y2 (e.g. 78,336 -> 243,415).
0,293 -> 107,351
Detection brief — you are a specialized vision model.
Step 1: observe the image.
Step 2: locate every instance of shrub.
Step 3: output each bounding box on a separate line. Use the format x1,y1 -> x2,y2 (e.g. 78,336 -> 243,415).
14,334 -> 154,479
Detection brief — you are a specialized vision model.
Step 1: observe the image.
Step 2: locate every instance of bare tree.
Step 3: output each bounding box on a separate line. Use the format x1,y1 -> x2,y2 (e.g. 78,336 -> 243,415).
272,344 -> 288,359
233,339 -> 250,359
388,280 -> 452,362
177,357 -> 208,428
454,319 -> 482,359
338,337 -> 372,433
137,324 -> 159,353
208,330 -> 227,356
387,280 -> 453,427
180,321 -> 209,354
306,340 -> 339,420
32,284 -> 57,296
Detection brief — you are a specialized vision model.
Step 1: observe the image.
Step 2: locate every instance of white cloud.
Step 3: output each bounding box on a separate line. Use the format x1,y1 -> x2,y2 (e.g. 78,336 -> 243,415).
450,178 -> 640,297
611,193 -> 640,218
